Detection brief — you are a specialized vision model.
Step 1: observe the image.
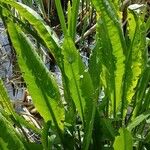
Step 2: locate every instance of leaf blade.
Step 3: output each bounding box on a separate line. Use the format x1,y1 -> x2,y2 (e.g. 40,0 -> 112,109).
6,20 -> 65,134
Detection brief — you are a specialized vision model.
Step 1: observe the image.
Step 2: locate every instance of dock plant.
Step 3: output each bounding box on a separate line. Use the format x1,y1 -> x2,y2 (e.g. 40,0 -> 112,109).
0,0 -> 150,149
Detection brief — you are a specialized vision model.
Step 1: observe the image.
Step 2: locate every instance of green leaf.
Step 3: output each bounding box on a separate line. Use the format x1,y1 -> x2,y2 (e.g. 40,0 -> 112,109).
124,8 -> 147,105
62,36 -> 96,150
54,0 -> 67,35
92,0 -> 126,117
113,128 -> 133,150
67,0 -> 80,40
127,111 -> 150,132
6,20 -> 64,139
63,36 -> 92,121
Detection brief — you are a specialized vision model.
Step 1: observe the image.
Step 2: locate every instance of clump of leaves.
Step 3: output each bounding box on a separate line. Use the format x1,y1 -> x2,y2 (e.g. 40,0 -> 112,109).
0,0 -> 150,149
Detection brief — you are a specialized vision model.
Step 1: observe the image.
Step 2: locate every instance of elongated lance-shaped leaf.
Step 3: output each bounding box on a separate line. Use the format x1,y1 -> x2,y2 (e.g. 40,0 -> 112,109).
67,1 -> 72,34
92,0 -> 126,117
121,8 -> 148,119
0,0 -> 64,69
62,36 -> 96,149
62,36 -> 92,121
6,20 -> 64,136
124,9 -> 147,105
67,0 -> 80,40
127,110 -> 150,132
0,79 -> 15,116
0,112 -> 26,150
54,0 -> 67,35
